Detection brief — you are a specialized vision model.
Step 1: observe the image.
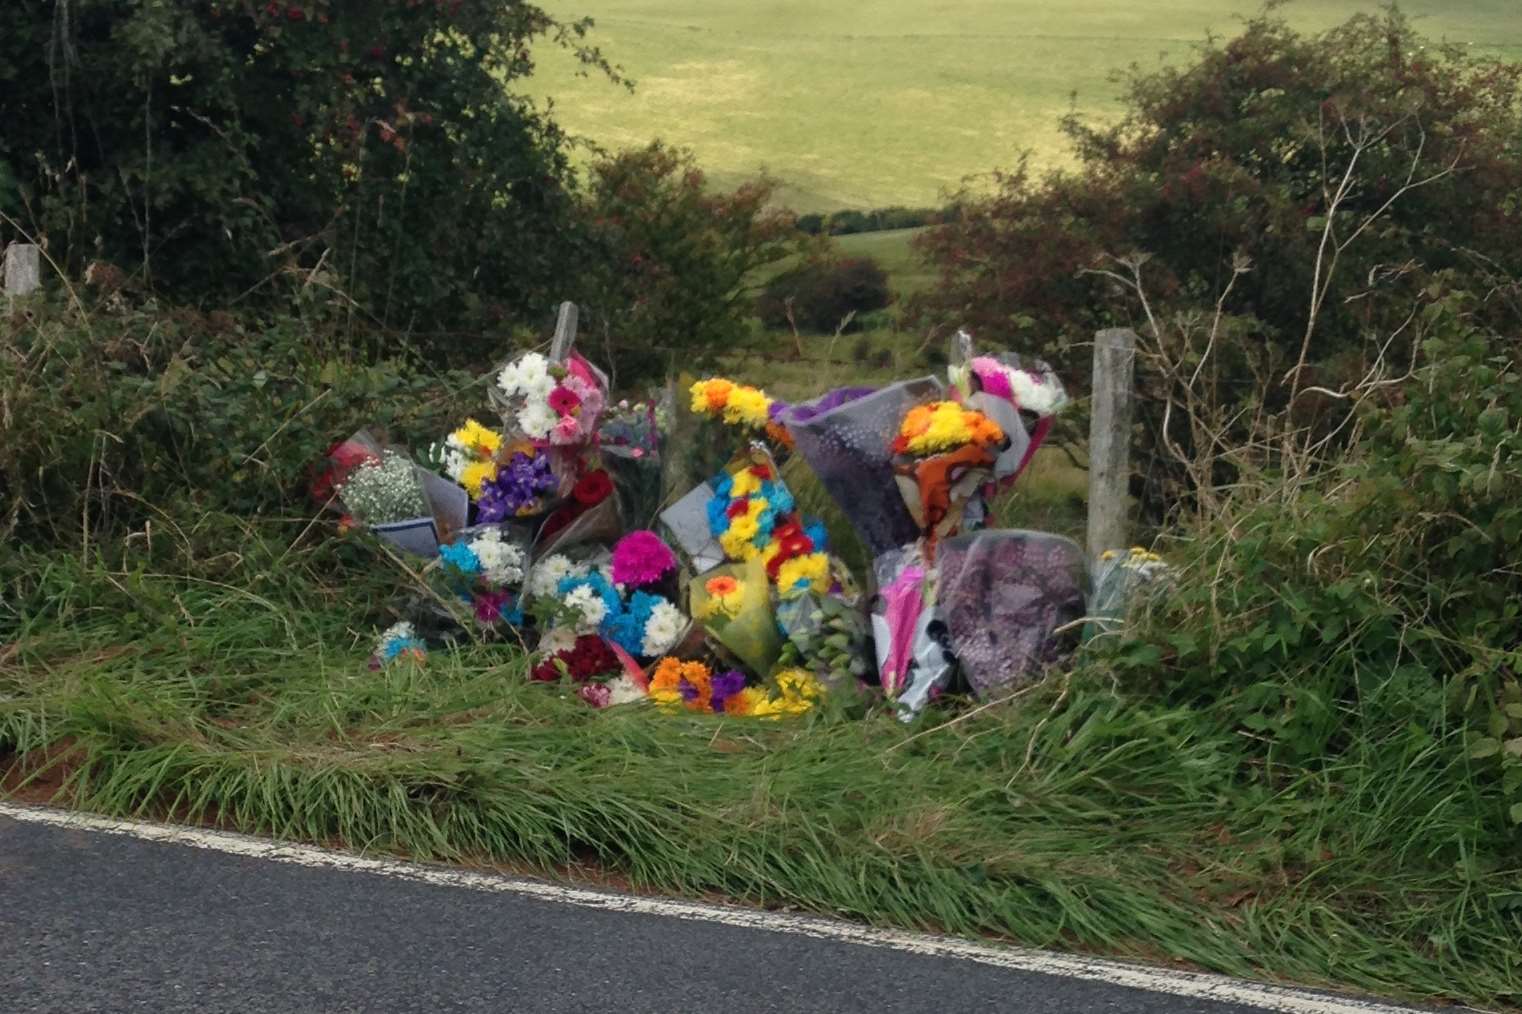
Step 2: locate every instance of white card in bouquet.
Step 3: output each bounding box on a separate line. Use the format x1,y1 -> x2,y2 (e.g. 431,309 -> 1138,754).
659,482 -> 725,573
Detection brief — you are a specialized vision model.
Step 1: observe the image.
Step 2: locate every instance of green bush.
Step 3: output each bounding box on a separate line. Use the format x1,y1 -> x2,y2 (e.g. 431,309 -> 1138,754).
757,256 -> 891,333
0,0 -> 609,349
0,300 -> 475,544
1095,298 -> 1522,830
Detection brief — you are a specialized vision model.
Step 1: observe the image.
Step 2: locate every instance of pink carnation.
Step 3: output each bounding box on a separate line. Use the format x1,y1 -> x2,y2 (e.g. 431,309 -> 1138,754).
578,683 -> 612,709
610,530 -> 677,587
551,413 -> 583,444
970,357 -> 1013,399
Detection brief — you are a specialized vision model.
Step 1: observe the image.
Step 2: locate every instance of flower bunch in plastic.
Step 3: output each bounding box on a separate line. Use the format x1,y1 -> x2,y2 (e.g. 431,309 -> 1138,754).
438,526 -> 529,628
494,351 -> 606,446
369,622 -> 427,670
890,400 -> 1007,553
704,449 -> 831,597
339,450 -> 430,524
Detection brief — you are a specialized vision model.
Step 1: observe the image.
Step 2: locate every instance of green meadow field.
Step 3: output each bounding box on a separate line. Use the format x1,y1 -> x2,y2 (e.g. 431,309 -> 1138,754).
531,0 -> 1522,211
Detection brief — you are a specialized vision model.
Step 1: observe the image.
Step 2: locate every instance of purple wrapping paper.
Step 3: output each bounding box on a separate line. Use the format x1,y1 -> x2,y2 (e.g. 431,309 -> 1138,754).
785,378 -> 944,558
936,529 -> 1086,697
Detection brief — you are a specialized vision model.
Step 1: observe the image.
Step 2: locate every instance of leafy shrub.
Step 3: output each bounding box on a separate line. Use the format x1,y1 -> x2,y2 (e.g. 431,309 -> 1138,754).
0,0 -> 609,350
0,300 -> 474,544
1096,298 -> 1522,829
910,8 -> 1522,510
573,143 -> 801,386
757,256 -> 891,333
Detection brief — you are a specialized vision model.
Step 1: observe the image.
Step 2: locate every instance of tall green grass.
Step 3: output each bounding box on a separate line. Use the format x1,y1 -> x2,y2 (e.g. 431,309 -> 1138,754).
3,541 -> 1519,1006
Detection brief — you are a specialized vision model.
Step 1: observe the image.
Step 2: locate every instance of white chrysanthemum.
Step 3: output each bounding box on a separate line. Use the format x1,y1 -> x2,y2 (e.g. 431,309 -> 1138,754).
563,585 -> 607,630
471,530 -> 526,586
527,554 -> 584,599
537,626 -> 579,655
606,674 -> 646,707
516,401 -> 558,439
641,601 -> 685,657
375,621 -> 415,655
1009,369 -> 1067,417
496,352 -> 555,400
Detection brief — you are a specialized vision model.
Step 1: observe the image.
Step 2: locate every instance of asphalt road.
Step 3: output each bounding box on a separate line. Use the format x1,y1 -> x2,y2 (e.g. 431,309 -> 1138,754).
0,808 -> 1416,1014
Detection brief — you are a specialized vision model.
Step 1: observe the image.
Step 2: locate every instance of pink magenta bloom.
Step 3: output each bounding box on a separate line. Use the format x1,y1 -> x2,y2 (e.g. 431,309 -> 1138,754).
970,357 -> 1013,399
551,413 -> 583,444
610,530 -> 677,587
548,385 -> 582,415
578,683 -> 612,709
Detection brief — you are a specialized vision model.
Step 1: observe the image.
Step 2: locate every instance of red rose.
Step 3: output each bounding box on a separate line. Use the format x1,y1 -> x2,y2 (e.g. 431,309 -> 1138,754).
572,470 -> 613,506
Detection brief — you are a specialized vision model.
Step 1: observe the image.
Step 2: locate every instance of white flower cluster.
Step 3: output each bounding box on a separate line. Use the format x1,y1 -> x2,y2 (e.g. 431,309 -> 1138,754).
339,451 -> 429,524
563,585 -> 607,630
496,353 -> 558,439
1009,368 -> 1068,418
469,529 -> 526,587
606,674 -> 646,706
374,621 -> 416,657
641,600 -> 685,657
526,553 -> 587,599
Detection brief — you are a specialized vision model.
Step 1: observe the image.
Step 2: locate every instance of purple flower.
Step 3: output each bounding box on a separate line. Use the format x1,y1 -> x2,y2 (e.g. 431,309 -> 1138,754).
477,451 -> 556,522
709,670 -> 747,712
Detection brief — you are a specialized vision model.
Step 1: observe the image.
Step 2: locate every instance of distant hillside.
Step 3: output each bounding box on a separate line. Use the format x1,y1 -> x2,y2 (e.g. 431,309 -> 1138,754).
529,0 -> 1522,211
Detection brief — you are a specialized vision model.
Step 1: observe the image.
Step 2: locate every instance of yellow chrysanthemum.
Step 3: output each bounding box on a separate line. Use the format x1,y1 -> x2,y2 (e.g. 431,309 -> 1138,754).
720,526 -> 762,561
729,467 -> 763,498
776,552 -> 830,597
897,401 -> 1004,456
460,459 -> 497,499
726,686 -> 768,717
452,418 -> 502,456
722,385 -> 772,428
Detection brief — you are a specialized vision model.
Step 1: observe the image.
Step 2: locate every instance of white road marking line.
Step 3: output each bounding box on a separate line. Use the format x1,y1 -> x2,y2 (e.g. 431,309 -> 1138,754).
0,801 -> 1433,1014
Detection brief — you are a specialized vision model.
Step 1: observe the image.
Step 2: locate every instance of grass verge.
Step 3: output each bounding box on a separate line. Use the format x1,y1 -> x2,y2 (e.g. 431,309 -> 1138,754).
2,538 -> 1519,1008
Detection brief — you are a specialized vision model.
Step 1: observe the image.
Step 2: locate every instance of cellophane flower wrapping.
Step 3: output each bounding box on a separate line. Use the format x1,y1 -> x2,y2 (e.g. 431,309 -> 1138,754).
491,350 -> 608,448
776,590 -> 873,690
869,544 -> 957,718
689,555 -> 782,677
786,378 -> 944,558
660,373 -> 748,509
1084,547 -> 1172,641
953,351 -> 1070,491
936,529 -> 1085,697
600,396 -> 667,530
435,523 -> 532,632
332,431 -> 465,557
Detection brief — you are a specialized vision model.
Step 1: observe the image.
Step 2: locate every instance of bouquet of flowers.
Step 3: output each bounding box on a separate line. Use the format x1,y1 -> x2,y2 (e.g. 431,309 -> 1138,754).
662,375 -> 782,506
776,590 -> 873,690
1084,546 -> 1172,641
701,447 -> 833,597
949,346 -> 1069,494
936,529 -> 1085,696
689,556 -> 782,676
436,525 -> 531,631
785,378 -> 944,558
531,553 -> 689,663
647,659 -> 823,717
530,631 -> 648,709
434,418 -> 504,501
868,544 -> 957,718
492,351 -> 608,447
477,444 -> 558,523
368,621 -> 428,670
533,467 -> 621,558
890,400 -> 1008,556
336,440 -> 466,557
599,396 -> 667,529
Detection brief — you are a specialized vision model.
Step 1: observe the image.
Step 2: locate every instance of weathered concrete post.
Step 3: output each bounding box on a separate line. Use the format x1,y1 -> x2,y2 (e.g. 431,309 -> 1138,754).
1087,327 -> 1137,564
549,301 -> 579,362
4,243 -> 41,297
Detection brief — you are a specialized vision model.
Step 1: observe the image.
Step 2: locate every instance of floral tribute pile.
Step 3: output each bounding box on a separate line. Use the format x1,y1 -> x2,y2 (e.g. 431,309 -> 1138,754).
317,324 -> 1140,720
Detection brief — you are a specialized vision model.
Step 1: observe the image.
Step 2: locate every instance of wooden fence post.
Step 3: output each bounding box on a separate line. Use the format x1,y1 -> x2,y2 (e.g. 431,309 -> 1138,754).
4,243 -> 41,297
1087,327 -> 1137,565
549,301 -> 579,362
